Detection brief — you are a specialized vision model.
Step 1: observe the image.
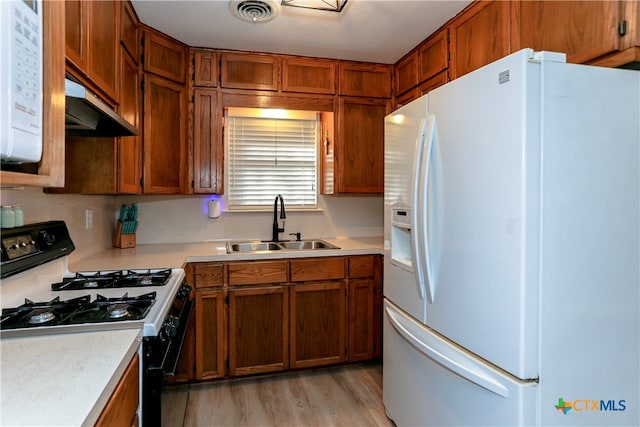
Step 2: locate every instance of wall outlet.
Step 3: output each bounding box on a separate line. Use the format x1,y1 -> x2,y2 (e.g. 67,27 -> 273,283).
85,208 -> 93,230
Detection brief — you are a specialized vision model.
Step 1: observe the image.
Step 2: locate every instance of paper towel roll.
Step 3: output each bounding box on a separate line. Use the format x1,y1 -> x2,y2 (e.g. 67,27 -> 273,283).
208,200 -> 220,218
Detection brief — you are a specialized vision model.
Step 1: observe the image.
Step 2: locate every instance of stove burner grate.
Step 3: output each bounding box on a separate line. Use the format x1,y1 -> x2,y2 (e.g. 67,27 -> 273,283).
51,269 -> 172,290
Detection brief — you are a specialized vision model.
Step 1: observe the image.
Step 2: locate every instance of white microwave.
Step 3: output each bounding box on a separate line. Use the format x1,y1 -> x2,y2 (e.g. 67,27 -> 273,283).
0,0 -> 43,164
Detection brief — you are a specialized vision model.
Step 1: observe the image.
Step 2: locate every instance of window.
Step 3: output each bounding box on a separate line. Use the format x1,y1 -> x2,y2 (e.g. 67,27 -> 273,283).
225,108 -> 318,209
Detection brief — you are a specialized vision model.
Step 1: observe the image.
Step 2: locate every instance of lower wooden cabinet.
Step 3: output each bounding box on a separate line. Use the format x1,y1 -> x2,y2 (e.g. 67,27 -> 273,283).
290,281 -> 346,369
95,352 -> 139,427
228,285 -> 289,376
178,255 -> 382,383
195,289 -> 226,380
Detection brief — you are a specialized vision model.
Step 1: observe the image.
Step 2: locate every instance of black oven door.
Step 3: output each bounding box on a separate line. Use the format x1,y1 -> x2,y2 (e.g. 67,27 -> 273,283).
142,283 -> 193,427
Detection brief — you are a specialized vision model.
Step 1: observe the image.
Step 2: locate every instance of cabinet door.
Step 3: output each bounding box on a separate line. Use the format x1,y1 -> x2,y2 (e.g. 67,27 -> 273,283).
95,353 -> 139,427
65,0 -> 88,70
143,74 -> 187,194
194,50 -> 218,87
338,63 -> 392,98
228,286 -> 289,376
193,89 -> 223,194
394,52 -> 418,96
220,52 -> 279,91
195,289 -> 226,380
348,279 -> 376,361
87,1 -> 120,101
282,58 -> 336,94
290,281 -> 347,369
143,29 -> 187,83
418,28 -> 448,82
514,1 -> 621,64
333,97 -> 387,193
118,48 -> 142,194
121,1 -> 139,63
449,1 -> 511,79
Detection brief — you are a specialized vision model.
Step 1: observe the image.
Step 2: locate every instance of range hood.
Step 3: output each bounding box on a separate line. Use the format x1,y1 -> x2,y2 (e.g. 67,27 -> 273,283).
65,78 -> 137,137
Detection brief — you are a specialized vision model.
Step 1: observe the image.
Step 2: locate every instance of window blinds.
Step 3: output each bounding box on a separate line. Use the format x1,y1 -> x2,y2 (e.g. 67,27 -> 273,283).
227,116 -> 318,208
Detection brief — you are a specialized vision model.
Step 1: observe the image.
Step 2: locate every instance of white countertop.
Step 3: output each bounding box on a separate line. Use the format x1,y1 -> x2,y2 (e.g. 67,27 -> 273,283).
69,236 -> 384,271
0,328 -> 141,427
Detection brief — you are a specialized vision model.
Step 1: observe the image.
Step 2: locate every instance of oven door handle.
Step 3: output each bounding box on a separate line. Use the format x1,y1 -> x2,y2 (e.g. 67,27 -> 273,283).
161,297 -> 193,376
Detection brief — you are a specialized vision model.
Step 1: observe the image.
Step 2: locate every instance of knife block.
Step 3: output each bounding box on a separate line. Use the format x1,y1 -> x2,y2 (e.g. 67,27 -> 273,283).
113,220 -> 136,248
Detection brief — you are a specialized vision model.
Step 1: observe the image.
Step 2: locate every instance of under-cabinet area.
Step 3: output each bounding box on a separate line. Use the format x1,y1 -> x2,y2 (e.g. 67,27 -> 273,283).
172,254 -> 382,383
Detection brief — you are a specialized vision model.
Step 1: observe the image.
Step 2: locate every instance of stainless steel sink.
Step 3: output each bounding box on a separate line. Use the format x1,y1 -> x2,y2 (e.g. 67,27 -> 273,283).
226,241 -> 282,253
278,240 -> 339,250
226,239 -> 339,253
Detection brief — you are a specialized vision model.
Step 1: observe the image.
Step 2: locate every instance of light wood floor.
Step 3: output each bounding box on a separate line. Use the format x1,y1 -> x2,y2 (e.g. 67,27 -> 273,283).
162,361 -> 395,427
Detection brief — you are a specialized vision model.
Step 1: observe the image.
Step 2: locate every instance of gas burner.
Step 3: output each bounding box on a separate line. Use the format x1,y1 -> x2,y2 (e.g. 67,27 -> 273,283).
51,269 -> 171,290
120,269 -> 172,287
107,303 -> 130,319
28,309 -> 56,324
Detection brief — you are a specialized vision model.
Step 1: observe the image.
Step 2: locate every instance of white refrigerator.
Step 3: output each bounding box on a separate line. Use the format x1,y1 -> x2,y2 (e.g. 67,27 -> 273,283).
383,48 -> 639,426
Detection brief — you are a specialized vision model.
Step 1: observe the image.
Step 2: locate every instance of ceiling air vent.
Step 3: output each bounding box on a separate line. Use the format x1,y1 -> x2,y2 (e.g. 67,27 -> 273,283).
229,0 -> 279,23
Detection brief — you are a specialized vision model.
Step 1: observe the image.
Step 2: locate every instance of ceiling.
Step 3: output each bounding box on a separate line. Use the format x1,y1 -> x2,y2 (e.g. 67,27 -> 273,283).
131,0 -> 472,64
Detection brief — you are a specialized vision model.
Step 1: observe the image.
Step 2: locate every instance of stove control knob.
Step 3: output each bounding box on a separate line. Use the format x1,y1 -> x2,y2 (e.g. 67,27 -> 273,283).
38,230 -> 56,246
163,315 -> 179,338
177,284 -> 192,299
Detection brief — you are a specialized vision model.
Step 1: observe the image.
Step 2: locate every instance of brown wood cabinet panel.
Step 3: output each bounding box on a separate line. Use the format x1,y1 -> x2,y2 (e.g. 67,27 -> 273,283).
193,263 -> 224,289
4,1 -> 65,188
57,136 -> 117,194
65,1 -> 86,69
87,1 -> 120,102
282,58 -> 336,94
348,279 -> 375,362
221,52 -> 279,91
332,97 -> 387,193
395,88 -> 419,109
118,47 -> 142,194
143,74 -> 187,194
193,89 -> 223,194
513,1 -> 621,64
228,286 -> 289,376
290,281 -> 347,369
394,52 -> 418,96
449,1 -> 511,79
228,261 -> 288,286
418,29 -> 448,82
194,50 -> 219,87
143,28 -> 187,83
195,289 -> 226,380
121,1 -> 139,63
338,63 -> 392,98
348,256 -> 375,279
290,257 -> 345,282
95,353 -> 139,427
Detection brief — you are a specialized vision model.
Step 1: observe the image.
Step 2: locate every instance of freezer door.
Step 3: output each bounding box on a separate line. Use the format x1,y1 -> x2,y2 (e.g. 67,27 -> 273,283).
384,96 -> 429,322
383,300 -> 537,427
420,49 -> 542,379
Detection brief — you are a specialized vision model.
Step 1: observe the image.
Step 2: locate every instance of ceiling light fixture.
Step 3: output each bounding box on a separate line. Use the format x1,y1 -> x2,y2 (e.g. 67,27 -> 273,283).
281,0 -> 348,13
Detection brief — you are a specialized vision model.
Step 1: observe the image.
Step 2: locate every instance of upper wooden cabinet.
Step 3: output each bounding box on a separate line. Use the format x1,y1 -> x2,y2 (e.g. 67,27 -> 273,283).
449,1 -> 512,79
338,63 -> 392,98
120,1 -> 139,63
143,74 -> 187,194
2,1 -> 65,188
142,28 -> 187,83
193,49 -> 219,87
221,52 -> 280,91
418,29 -> 449,82
513,0 -> 639,67
118,47 -> 142,194
282,58 -> 336,94
193,89 -> 223,194
394,53 -> 418,96
65,0 -> 120,102
324,97 -> 388,194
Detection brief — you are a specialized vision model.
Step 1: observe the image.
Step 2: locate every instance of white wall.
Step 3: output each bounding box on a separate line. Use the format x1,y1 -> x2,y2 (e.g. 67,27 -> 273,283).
0,188 -> 383,259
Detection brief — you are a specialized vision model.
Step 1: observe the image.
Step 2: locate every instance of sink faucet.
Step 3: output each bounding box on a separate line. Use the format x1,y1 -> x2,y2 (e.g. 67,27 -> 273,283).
272,194 -> 286,242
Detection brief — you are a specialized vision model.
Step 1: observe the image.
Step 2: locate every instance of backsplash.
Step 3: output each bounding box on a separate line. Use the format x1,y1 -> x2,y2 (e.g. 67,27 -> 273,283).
0,188 -> 383,261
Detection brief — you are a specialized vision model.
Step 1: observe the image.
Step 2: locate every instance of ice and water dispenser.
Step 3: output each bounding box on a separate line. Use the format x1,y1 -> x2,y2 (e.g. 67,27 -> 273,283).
390,207 -> 414,272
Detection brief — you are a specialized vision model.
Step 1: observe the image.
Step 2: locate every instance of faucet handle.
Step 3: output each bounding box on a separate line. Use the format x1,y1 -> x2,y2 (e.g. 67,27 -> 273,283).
289,232 -> 301,241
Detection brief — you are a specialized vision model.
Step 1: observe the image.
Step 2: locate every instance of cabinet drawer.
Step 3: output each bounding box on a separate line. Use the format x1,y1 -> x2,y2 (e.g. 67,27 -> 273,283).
348,256 -> 375,278
228,261 -> 288,285
290,257 -> 345,282
193,263 -> 224,288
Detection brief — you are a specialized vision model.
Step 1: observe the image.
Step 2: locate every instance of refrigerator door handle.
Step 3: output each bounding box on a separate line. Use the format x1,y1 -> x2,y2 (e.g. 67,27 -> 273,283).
385,304 -> 510,398
411,117 -> 427,301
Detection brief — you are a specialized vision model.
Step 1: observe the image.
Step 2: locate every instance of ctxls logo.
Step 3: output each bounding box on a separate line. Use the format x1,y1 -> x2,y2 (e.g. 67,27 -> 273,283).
555,397 -> 626,415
